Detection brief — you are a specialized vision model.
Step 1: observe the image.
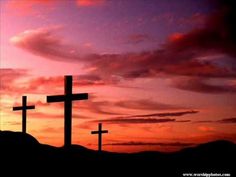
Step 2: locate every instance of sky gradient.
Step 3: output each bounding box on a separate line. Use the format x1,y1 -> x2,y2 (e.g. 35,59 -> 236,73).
0,0 -> 236,152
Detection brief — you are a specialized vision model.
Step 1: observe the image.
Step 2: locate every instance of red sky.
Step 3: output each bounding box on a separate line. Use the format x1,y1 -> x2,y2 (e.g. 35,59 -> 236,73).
0,0 -> 236,152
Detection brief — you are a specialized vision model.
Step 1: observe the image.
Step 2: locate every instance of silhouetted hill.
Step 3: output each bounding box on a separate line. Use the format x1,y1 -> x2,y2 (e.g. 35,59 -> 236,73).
0,131 -> 235,176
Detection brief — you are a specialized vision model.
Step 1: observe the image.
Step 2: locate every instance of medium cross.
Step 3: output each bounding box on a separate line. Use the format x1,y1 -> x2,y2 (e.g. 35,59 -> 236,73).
13,96 -> 35,133
91,123 -> 108,152
47,75 -> 88,148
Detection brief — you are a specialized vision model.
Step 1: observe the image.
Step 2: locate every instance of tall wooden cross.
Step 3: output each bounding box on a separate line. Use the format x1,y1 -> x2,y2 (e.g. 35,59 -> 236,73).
47,75 -> 88,148
13,96 -> 35,133
91,123 -> 108,152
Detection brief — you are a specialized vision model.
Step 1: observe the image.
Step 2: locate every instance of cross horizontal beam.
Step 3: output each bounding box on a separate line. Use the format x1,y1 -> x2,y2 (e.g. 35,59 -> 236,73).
13,105 -> 35,111
47,93 -> 88,102
91,130 -> 108,134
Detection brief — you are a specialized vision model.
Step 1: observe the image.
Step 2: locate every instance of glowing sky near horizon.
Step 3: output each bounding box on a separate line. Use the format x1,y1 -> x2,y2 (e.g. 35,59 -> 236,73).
0,0 -> 236,152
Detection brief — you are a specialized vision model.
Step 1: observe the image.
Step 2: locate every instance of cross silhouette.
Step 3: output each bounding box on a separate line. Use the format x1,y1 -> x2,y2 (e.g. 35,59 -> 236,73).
13,96 -> 35,133
47,75 -> 88,148
91,123 -> 108,152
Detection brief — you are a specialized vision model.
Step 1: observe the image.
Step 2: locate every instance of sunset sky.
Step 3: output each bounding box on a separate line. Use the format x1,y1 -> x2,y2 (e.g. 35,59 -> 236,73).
0,0 -> 236,152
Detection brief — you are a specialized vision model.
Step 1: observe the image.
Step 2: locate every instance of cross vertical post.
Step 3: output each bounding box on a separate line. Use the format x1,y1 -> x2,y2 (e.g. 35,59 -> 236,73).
64,76 -> 72,147
22,96 -> 27,133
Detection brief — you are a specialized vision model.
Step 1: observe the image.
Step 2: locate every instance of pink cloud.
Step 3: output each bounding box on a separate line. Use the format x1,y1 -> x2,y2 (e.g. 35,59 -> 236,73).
10,0 -> 236,94
6,0 -> 56,15
0,68 -> 29,94
10,26 -> 96,62
11,25 -> 236,94
126,34 -> 152,44
10,27 -> 83,62
0,69 -> 107,96
1,69 -> 194,120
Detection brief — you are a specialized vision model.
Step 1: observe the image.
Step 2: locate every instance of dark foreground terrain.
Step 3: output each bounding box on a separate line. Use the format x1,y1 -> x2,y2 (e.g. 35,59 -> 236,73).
0,131 -> 235,176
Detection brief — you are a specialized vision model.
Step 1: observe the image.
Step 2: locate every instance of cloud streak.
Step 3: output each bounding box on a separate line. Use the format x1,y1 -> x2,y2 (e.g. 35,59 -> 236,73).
131,110 -> 198,118
115,99 -> 185,111
92,110 -> 197,124
217,117 -> 236,123
172,77 -> 236,94
95,118 -> 176,124
195,117 -> 236,124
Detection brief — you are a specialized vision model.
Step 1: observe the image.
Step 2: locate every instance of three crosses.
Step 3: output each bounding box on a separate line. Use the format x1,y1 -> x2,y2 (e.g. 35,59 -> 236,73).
12,75 -> 108,152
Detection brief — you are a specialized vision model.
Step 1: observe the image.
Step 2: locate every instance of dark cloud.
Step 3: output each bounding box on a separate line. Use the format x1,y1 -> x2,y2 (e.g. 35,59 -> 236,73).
125,110 -> 198,118
165,0 -> 236,57
91,110 -> 197,124
217,117 -> 236,123
115,99 -> 185,111
194,120 -> 214,123
176,120 -> 191,123
194,117 -> 236,124
95,118 -> 176,124
104,141 -> 195,147
164,60 -> 236,78
137,110 -> 198,117
172,77 -> 236,94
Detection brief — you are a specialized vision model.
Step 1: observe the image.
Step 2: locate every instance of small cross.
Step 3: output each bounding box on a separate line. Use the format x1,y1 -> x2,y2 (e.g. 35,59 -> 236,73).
91,123 -> 108,152
13,96 -> 35,133
47,75 -> 88,148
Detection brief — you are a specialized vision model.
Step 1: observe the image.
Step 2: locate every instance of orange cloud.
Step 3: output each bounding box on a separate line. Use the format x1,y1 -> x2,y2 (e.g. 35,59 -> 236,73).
168,33 -> 184,42
198,126 -> 215,132
76,0 -> 106,7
